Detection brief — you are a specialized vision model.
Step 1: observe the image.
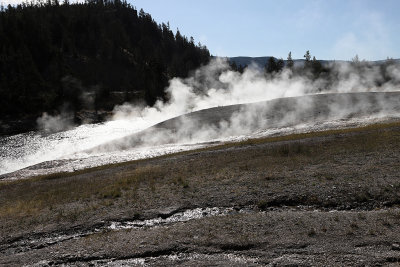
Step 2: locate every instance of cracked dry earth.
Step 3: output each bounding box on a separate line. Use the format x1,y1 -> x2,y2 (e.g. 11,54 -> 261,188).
1,123 -> 400,266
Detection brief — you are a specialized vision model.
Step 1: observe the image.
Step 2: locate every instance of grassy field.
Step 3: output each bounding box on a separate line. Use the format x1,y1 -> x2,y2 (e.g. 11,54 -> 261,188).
1,121 -> 399,225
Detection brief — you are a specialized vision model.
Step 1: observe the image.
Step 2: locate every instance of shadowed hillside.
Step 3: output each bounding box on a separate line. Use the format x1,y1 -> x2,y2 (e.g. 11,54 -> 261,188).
0,0 -> 210,119
90,91 -> 400,153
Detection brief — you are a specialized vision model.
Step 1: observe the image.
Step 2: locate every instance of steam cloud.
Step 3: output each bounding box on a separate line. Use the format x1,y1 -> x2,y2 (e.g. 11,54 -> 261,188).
2,57 -> 400,177
93,57 -> 400,152
37,110 -> 75,133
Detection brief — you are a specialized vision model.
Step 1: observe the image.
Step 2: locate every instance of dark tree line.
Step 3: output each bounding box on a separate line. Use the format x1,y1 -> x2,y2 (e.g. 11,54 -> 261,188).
254,51 -> 399,92
262,50 -> 325,78
0,0 -> 210,118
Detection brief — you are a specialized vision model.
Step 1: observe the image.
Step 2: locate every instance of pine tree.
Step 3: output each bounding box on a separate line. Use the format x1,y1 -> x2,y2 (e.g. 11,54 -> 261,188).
276,58 -> 284,72
311,56 -> 322,78
304,50 -> 312,69
304,50 -> 311,62
0,1 -> 211,117
287,51 -> 294,68
266,57 -> 277,73
352,54 -> 360,64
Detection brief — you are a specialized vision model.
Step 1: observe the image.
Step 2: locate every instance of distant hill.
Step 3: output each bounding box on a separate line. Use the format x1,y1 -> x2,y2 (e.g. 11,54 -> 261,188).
228,56 -> 399,68
228,56 -> 326,68
228,57 -> 276,68
0,0 -> 210,119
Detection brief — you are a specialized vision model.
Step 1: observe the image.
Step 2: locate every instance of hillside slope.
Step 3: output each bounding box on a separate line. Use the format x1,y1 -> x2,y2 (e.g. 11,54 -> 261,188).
92,91 -> 400,152
0,0 -> 210,118
1,121 -> 400,265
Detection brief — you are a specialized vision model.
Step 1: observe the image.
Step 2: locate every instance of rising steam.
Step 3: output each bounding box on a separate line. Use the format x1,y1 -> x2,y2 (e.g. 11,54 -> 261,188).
2,57 -> 400,177
113,58 -> 400,122
98,57 -> 400,152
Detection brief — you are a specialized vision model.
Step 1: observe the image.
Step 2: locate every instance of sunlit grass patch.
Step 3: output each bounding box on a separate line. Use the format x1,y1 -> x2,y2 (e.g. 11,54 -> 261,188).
0,165 -> 165,218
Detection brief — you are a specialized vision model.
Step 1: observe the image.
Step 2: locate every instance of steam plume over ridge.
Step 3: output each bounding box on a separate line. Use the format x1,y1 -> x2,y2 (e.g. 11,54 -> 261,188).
2,57 -> 400,178
112,57 -> 400,124
92,57 -> 400,153
91,92 -> 400,153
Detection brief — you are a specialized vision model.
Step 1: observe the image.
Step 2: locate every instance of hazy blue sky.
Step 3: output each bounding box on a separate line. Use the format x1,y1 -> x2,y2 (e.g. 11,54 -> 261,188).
2,0 -> 399,60
130,0 -> 400,60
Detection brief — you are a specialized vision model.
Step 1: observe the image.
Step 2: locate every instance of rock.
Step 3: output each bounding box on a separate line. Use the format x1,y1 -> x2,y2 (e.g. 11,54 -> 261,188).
149,206 -> 183,219
392,243 -> 400,250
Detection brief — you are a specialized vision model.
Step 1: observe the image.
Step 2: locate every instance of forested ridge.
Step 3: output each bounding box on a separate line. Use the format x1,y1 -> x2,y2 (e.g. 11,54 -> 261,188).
0,0 -> 210,118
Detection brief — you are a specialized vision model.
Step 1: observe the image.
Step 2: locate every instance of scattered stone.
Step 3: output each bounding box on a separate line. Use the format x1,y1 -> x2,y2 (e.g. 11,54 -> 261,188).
155,206 -> 184,219
392,243 -> 400,251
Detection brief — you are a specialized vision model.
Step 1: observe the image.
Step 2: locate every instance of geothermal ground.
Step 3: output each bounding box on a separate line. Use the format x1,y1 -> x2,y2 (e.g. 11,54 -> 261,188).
1,92 -> 400,266
2,91 -> 400,180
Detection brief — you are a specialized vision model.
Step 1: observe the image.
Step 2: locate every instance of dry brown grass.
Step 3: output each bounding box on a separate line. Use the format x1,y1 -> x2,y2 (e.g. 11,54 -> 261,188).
0,165 -> 165,218
3,120 -> 399,186
0,121 -> 399,233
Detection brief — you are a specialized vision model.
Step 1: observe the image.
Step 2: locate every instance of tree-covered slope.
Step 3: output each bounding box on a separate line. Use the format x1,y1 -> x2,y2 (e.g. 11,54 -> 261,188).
0,0 -> 210,118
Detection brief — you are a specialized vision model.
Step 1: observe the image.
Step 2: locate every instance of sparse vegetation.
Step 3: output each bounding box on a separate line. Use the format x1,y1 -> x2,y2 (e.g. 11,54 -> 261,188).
6,119 -> 397,186
0,164 -> 164,218
1,122 -> 400,265
0,122 -> 398,222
